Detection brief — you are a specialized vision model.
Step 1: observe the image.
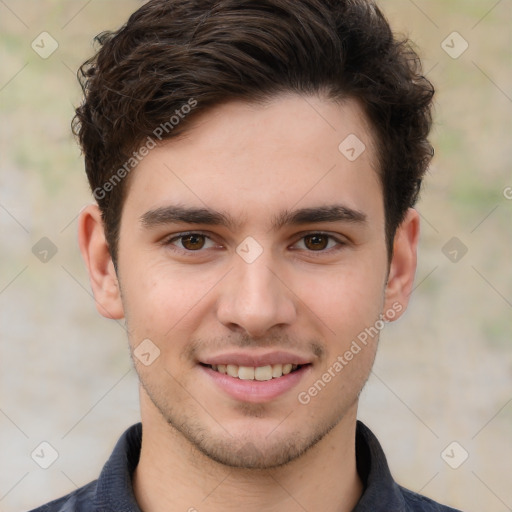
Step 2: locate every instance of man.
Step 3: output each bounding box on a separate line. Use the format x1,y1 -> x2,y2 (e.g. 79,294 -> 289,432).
29,0 -> 463,510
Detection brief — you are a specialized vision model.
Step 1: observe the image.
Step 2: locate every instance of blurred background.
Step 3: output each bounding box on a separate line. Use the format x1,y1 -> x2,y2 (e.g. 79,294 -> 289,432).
0,1 -> 511,511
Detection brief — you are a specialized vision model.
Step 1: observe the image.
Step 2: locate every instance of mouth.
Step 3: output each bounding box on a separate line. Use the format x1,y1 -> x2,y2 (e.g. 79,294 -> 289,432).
199,362 -> 309,381
197,350 -> 314,402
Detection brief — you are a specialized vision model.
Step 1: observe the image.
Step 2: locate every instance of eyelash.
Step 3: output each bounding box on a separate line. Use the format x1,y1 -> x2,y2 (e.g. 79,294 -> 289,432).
163,231 -> 347,257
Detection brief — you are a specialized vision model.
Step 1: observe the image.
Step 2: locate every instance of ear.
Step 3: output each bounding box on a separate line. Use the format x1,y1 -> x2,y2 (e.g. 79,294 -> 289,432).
383,208 -> 420,321
77,204 -> 125,319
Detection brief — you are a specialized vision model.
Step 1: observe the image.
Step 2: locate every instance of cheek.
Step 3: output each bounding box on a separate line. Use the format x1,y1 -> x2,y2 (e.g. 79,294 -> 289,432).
294,261 -> 387,342
120,261 -> 219,344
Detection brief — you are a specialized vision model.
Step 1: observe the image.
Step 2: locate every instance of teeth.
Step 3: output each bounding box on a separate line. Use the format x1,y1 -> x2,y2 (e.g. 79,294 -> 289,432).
209,363 -> 300,380
254,365 -> 272,381
238,366 -> 255,380
226,364 -> 238,378
272,364 -> 283,378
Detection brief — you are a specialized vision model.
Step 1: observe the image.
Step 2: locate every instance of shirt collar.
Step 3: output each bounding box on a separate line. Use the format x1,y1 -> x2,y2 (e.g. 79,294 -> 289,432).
353,420 -> 406,510
94,422 -> 143,512
94,420 -> 405,511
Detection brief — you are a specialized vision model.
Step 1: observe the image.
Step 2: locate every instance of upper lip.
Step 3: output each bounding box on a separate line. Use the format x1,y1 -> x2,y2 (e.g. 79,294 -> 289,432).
200,351 -> 313,367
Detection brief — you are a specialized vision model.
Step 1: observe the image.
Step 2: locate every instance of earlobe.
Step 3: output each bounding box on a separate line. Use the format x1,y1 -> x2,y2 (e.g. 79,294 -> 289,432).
77,204 -> 125,320
383,208 -> 420,321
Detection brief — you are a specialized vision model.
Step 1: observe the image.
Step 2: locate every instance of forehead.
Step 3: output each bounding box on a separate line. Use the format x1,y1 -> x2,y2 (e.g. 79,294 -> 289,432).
122,94 -> 383,226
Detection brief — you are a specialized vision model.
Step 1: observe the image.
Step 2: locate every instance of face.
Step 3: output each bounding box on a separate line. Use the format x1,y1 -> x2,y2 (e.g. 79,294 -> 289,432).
82,93 -> 417,470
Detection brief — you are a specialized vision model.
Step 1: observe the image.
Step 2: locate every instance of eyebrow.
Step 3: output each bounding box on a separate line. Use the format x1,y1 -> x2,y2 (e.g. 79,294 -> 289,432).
140,204 -> 367,231
271,205 -> 367,230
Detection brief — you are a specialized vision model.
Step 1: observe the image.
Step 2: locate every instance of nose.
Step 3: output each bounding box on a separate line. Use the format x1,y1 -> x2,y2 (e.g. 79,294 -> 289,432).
216,254 -> 297,338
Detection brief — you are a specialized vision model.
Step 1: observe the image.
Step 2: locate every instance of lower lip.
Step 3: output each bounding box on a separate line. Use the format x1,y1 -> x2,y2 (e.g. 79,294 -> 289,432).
199,364 -> 312,403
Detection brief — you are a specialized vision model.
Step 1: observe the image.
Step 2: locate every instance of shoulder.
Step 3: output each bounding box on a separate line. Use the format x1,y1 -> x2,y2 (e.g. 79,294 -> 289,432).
26,480 -> 97,512
400,485 -> 464,512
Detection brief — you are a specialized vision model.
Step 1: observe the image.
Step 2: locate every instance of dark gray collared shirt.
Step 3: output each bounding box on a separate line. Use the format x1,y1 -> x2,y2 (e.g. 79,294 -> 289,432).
28,421 -> 463,511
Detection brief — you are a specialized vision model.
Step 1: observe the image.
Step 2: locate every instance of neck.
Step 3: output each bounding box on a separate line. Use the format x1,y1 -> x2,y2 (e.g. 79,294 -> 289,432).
133,400 -> 363,512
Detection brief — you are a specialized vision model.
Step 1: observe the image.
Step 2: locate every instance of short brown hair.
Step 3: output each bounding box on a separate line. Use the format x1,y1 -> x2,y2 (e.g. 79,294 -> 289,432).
73,0 -> 434,264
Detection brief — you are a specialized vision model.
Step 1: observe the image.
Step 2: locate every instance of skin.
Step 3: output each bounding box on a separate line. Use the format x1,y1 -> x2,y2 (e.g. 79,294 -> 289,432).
78,93 -> 419,512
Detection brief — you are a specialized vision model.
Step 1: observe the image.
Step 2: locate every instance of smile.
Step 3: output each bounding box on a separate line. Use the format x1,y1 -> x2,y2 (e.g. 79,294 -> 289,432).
201,363 -> 305,381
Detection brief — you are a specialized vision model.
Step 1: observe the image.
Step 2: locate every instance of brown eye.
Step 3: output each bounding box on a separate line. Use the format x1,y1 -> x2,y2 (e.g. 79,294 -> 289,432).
165,232 -> 217,254
303,234 -> 329,251
181,234 -> 206,250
